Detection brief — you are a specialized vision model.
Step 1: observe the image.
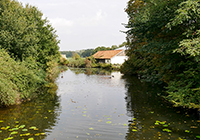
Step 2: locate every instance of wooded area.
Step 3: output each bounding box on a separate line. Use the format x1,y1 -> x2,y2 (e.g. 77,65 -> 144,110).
60,42 -> 127,58
0,0 -> 60,106
121,0 -> 200,109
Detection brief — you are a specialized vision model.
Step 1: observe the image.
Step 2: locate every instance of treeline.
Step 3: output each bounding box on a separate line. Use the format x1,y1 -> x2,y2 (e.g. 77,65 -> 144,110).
0,0 -> 60,106
121,0 -> 200,109
60,42 -> 126,58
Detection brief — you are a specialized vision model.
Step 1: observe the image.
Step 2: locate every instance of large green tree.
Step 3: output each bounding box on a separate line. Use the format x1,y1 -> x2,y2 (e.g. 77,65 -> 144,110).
121,0 -> 200,108
0,0 -> 60,70
0,0 -> 60,106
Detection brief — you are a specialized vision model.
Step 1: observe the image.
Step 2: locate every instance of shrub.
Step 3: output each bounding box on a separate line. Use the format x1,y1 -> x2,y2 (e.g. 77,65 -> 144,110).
0,49 -> 45,106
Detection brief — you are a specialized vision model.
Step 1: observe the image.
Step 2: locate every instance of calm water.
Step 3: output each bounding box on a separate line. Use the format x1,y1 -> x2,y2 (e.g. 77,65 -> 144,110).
0,68 -> 200,140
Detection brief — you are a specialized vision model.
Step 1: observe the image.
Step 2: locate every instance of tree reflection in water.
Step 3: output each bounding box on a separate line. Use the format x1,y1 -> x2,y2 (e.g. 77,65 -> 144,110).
123,75 -> 200,140
0,94 -> 61,140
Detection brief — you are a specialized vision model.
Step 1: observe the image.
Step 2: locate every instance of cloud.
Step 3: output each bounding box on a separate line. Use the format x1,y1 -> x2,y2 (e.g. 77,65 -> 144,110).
50,18 -> 74,27
77,10 -> 107,27
18,0 -> 128,51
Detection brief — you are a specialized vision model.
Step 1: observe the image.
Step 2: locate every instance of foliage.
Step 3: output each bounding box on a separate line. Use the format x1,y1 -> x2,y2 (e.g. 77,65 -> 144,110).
0,49 -> 45,106
59,57 -> 69,65
0,0 -> 60,70
121,0 -> 200,108
92,42 -> 126,55
67,55 -> 119,71
60,51 -> 74,58
68,57 -> 85,68
0,0 -> 60,106
81,49 -> 94,57
60,42 -> 127,58
72,53 -> 81,60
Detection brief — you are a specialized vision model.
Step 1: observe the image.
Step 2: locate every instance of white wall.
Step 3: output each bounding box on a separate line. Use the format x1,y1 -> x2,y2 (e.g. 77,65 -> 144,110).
111,56 -> 128,64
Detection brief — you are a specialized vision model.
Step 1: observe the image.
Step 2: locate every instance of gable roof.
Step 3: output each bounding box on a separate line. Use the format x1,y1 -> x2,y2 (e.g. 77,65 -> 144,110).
93,50 -> 123,59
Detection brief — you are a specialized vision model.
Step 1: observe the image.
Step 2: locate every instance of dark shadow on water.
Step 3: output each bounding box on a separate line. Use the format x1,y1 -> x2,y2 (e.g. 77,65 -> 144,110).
0,94 -> 61,140
123,75 -> 200,140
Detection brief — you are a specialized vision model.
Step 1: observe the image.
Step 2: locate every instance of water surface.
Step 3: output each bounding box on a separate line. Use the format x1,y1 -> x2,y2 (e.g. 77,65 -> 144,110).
0,68 -> 200,140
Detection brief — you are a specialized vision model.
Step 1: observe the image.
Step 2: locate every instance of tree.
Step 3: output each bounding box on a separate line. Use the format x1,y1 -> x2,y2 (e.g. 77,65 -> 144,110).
72,53 -> 80,60
0,0 -> 60,106
81,49 -> 94,57
121,0 -> 200,108
0,0 -> 60,70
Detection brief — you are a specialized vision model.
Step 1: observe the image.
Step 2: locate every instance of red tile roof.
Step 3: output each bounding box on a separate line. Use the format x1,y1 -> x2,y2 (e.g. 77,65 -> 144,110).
93,50 -> 123,59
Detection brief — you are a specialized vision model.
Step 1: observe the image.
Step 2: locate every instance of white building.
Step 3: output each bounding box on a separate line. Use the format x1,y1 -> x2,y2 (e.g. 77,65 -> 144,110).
93,49 -> 128,65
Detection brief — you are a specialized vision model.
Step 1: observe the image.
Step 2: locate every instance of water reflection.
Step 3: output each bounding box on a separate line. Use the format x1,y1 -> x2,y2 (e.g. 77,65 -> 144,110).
50,68 -> 129,140
69,67 -> 112,76
0,94 -> 61,140
123,75 -> 200,140
1,68 -> 200,140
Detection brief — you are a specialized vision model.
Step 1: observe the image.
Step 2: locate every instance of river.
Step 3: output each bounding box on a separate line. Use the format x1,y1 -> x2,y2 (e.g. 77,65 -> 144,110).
0,68 -> 200,140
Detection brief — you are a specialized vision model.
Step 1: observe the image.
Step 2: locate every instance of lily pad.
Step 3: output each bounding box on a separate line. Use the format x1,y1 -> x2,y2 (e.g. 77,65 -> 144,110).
89,127 -> 94,130
29,126 -> 37,130
160,121 -> 166,125
4,137 -> 13,140
185,130 -> 190,133
163,128 -> 172,133
20,133 -> 30,136
10,131 -> 18,135
22,129 -> 28,132
28,138 -> 34,140
106,121 -> 112,124
196,136 -> 200,139
2,126 -> 10,130
132,129 -> 137,132
35,133 -> 40,136
0,120 -> 3,123
19,125 -> 26,129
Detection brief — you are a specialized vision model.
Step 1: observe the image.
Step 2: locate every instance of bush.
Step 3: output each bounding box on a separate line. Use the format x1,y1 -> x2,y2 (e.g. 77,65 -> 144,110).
0,0 -> 61,106
68,58 -> 85,68
59,57 -> 69,65
0,49 -> 45,106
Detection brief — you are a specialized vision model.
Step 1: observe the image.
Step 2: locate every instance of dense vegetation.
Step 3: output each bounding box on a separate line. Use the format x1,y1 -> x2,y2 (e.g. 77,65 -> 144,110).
60,42 -> 126,58
121,0 -> 200,109
0,0 -> 60,106
66,55 -> 119,71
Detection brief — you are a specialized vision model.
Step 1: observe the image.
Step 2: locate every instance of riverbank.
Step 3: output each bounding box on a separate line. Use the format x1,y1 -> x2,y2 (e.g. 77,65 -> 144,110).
0,49 -> 60,107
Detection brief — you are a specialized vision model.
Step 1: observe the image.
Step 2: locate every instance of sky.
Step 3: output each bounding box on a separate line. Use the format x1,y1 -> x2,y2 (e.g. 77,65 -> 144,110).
18,0 -> 128,51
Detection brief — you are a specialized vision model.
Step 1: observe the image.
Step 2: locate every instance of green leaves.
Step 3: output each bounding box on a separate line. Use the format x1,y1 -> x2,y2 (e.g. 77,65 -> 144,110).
0,0 -> 60,106
123,0 -> 200,109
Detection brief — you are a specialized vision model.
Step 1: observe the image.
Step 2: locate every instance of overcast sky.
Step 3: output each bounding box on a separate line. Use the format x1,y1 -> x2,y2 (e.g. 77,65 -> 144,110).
18,0 -> 128,51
